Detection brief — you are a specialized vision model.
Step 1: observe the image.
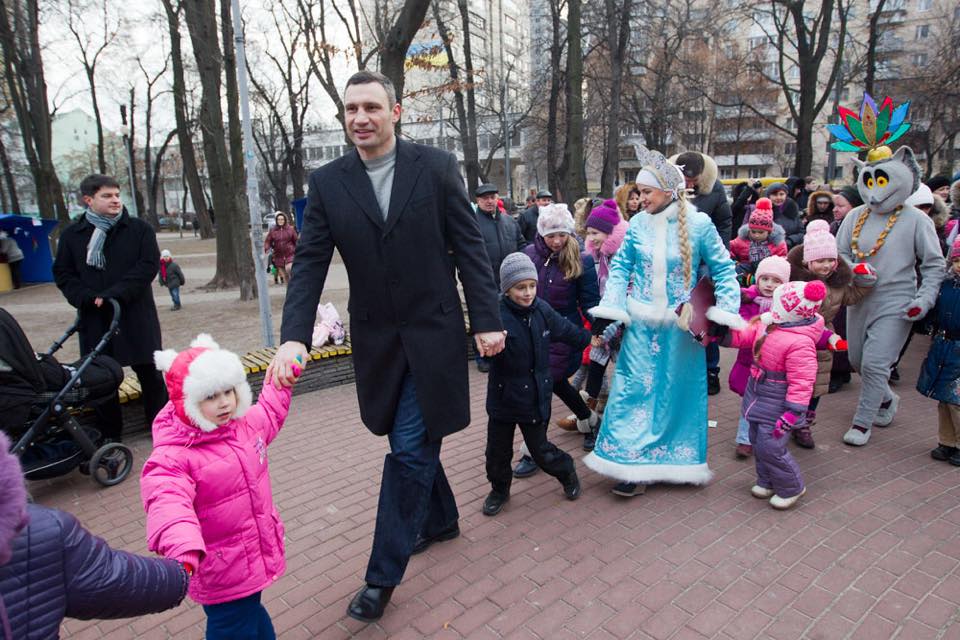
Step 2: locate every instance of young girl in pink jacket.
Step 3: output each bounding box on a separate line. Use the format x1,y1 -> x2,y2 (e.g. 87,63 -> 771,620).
720,281 -> 842,510
141,334 -> 301,640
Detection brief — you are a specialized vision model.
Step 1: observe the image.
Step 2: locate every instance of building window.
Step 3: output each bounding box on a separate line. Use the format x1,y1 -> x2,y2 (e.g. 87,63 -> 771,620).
747,36 -> 766,50
915,24 -> 929,39
917,0 -> 931,10
785,142 -> 796,154
913,52 -> 928,66
749,167 -> 763,179
720,167 -> 734,179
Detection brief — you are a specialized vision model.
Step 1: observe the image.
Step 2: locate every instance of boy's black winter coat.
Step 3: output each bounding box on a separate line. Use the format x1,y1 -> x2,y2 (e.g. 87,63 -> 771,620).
487,296 -> 590,423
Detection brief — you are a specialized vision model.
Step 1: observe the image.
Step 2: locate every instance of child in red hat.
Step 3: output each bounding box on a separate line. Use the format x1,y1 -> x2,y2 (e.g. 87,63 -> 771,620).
729,198 -> 788,280
141,334 -> 302,639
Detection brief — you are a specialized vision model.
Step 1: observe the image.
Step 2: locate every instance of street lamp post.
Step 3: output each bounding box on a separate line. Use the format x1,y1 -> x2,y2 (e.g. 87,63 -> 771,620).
230,0 -> 275,348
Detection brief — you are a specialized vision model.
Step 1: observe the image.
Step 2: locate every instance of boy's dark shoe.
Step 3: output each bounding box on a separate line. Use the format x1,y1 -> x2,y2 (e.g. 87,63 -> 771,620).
562,471 -> 581,500
347,584 -> 395,623
482,491 -> 509,516
583,427 -> 597,451
411,522 -> 460,555
707,372 -> 721,396
932,444 -> 960,461
950,451 -> 960,467
512,455 -> 539,478
612,481 -> 645,497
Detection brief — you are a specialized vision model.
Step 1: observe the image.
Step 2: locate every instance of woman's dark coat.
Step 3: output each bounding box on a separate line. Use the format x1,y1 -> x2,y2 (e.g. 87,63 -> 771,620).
52,211 -> 162,366
488,297 -> 590,423
523,235 -> 600,378
773,198 -> 805,249
0,504 -> 188,640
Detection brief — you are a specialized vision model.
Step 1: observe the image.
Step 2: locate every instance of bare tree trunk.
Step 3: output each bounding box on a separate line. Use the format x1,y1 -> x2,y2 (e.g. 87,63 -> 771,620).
379,0 -> 431,112
161,0 -> 213,239
0,0 -> 69,224
546,0 -> 563,196
126,88 -> 150,225
600,0 -> 631,194
181,0 -> 250,296
864,0 -> 887,99
150,129 -> 177,225
559,0 -> 585,201
0,131 -> 21,214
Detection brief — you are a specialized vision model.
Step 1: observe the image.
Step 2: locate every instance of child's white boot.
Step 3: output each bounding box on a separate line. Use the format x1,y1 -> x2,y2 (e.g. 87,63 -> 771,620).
576,410 -> 598,434
751,485 -> 775,499
769,488 -> 806,510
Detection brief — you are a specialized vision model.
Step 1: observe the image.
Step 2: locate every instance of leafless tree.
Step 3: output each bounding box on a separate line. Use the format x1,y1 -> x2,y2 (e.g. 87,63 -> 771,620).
0,0 -> 69,223
61,0 -> 119,175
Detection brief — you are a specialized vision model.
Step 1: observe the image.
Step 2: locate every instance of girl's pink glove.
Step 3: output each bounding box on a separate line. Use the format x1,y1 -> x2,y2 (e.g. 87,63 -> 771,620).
772,411 -> 801,439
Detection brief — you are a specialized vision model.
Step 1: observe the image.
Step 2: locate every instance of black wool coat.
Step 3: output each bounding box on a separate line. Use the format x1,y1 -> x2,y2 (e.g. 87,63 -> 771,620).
487,297 -> 590,424
53,211 -> 162,366
281,139 -> 502,441
475,207 -> 526,286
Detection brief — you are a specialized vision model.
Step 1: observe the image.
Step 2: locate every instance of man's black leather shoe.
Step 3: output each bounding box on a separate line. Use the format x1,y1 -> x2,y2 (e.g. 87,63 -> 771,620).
347,584 -> 395,623
411,522 -> 460,555
482,491 -> 509,516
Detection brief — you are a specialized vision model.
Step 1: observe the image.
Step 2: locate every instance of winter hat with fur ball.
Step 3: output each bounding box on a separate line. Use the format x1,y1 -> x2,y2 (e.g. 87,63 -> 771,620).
755,255 -> 791,287
802,219 -> 838,263
0,431 -> 28,566
585,199 -> 622,235
154,334 -> 252,432
950,236 -> 960,261
537,203 -> 576,237
748,199 -> 774,232
763,280 -> 826,325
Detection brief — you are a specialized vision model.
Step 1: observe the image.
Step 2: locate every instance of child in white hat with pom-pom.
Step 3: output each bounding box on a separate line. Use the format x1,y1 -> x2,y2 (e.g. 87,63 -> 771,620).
141,334 -> 302,639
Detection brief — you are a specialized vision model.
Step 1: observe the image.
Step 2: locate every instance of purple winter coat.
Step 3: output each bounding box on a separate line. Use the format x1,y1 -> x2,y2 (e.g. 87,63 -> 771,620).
524,236 -> 600,378
0,504 -> 188,640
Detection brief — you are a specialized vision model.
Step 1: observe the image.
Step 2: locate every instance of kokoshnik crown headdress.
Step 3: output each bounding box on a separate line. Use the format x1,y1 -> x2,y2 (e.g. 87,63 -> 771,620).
633,143 -> 686,197
827,93 -> 911,162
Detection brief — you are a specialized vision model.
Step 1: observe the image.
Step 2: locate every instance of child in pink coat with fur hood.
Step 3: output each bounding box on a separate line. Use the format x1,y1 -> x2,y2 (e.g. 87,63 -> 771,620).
141,334 -> 301,640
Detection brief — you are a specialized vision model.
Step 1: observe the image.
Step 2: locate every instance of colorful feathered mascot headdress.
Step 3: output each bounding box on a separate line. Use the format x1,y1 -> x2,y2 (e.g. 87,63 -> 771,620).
828,93 -> 920,218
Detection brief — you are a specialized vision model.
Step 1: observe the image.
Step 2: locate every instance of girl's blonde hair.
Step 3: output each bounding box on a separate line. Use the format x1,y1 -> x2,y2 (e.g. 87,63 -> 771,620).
614,183 -> 640,220
572,197 -> 592,238
674,191 -> 695,332
556,234 -> 584,280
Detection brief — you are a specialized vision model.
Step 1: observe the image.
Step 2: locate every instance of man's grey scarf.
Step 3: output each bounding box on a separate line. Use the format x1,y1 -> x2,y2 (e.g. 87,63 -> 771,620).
85,210 -> 120,270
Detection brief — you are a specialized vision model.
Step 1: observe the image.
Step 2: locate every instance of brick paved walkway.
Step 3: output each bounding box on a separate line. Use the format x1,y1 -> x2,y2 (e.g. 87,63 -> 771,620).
36,340 -> 960,639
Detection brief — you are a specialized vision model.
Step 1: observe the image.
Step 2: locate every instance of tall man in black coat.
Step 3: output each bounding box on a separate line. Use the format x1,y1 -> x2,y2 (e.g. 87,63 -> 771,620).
266,71 -> 505,624
53,175 -> 167,440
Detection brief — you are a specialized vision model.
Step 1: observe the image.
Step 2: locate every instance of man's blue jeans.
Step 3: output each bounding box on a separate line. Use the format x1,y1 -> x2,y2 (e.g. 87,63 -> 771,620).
365,372 -> 459,586
169,286 -> 181,307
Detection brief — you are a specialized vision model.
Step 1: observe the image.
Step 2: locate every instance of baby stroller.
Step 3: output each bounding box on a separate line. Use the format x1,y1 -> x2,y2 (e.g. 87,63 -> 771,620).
1,299 -> 134,486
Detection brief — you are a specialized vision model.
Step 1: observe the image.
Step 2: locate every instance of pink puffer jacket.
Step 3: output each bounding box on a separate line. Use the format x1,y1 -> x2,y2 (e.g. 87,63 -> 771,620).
728,316 -> 823,409
587,219 -> 629,295
141,382 -> 291,605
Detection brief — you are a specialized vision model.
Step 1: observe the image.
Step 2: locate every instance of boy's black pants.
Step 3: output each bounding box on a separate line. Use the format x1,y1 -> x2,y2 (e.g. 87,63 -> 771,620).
486,418 -> 574,495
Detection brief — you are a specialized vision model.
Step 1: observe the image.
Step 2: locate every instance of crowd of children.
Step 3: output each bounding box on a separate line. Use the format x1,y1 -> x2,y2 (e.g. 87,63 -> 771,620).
4,148 -> 960,636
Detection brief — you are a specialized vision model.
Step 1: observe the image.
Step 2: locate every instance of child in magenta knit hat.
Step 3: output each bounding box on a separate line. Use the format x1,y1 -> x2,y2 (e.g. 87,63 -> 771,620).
786,220 -> 876,448
729,198 -> 788,281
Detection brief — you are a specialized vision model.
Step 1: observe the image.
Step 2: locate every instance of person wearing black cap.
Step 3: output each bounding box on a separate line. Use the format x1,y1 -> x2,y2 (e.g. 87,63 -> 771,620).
927,176 -> 952,202
518,189 -> 553,243
474,183 -> 526,371
669,151 -> 732,396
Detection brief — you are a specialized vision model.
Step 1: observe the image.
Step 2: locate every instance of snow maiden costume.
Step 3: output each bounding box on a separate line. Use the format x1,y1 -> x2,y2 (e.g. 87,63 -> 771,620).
829,94 -> 945,446
584,146 -> 743,486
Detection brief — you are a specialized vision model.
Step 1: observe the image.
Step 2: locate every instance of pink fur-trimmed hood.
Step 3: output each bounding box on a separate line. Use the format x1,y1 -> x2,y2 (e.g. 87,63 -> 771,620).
589,219 -> 629,259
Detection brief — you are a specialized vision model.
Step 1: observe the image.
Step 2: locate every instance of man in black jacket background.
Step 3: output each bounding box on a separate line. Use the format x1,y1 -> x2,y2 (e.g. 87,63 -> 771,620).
53,174 -> 167,439
266,71 -> 504,624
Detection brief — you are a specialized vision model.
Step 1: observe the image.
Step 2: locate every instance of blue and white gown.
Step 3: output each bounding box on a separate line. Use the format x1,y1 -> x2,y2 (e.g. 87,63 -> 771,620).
584,201 -> 741,485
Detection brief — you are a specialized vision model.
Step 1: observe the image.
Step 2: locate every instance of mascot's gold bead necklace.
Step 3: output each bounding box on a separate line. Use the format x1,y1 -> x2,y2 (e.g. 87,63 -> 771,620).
850,205 -> 902,260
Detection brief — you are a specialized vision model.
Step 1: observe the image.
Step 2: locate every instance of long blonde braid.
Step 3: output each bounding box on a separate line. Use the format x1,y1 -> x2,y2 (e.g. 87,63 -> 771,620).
675,191 -> 695,332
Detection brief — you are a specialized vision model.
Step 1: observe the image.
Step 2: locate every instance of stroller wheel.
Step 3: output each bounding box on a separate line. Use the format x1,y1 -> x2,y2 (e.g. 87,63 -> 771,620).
89,443 -> 133,487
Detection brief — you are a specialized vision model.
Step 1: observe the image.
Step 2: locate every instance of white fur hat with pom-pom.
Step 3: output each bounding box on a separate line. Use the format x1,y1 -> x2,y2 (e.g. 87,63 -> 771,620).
761,280 -> 827,326
154,334 -> 251,432
536,203 -> 576,237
